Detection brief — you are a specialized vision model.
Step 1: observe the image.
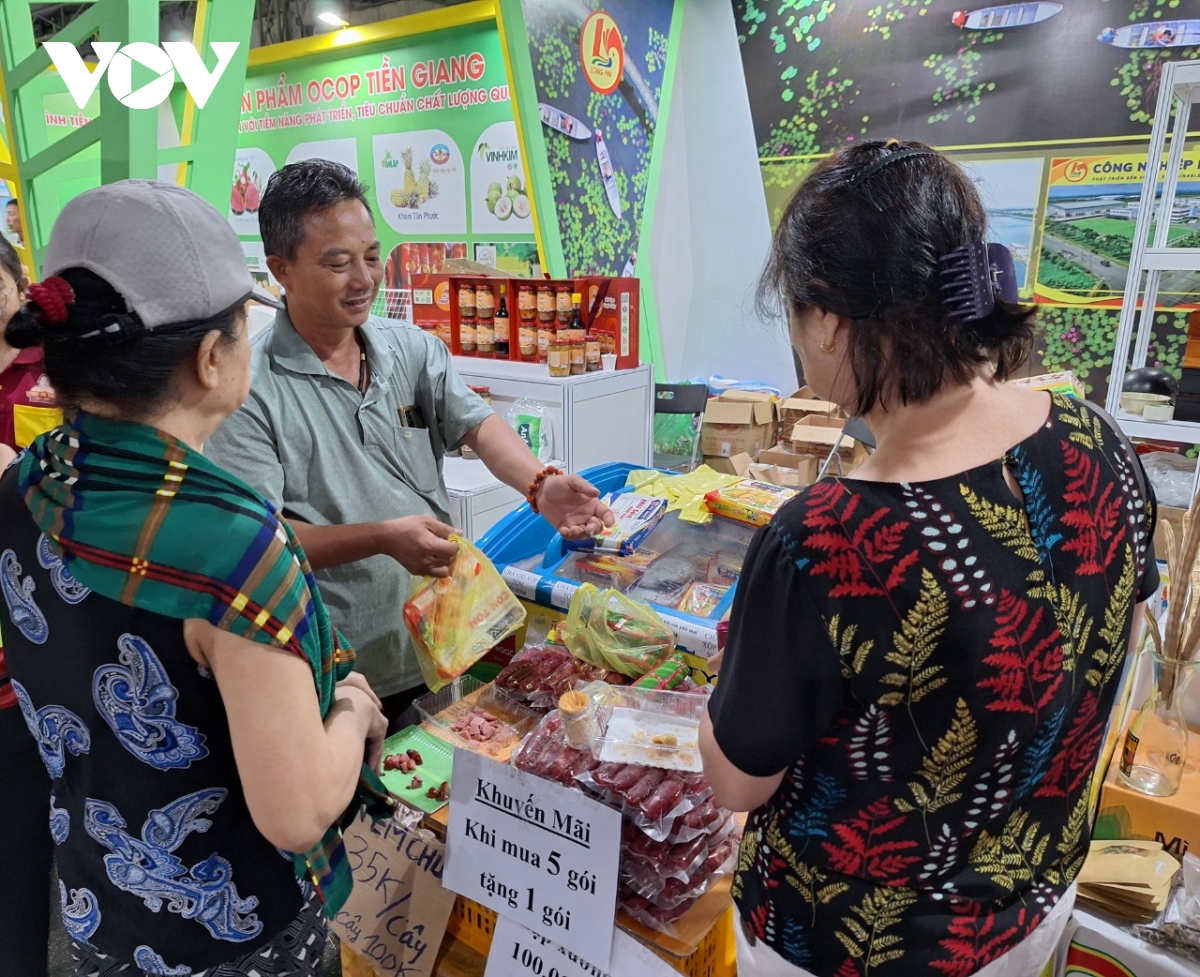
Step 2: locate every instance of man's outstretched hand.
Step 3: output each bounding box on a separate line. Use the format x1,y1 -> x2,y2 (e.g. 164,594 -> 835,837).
537,474 -> 615,541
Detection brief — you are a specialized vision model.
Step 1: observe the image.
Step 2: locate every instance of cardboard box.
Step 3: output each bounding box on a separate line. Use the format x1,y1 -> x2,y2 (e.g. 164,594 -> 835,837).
1094,724 -> 1200,861
779,387 -> 843,428
703,453 -> 753,476
700,393 -> 777,460
748,460 -> 817,488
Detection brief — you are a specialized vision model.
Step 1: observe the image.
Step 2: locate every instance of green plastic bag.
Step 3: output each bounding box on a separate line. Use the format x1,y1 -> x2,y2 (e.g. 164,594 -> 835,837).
561,583 -> 675,678
654,412 -> 699,457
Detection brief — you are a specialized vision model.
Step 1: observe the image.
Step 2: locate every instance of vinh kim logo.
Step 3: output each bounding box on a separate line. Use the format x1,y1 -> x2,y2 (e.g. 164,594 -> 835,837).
45,41 -> 240,110
580,12 -> 624,95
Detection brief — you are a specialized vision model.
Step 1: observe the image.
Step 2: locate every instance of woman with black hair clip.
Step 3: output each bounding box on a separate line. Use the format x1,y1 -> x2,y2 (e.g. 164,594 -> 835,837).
1,181 -> 392,976
700,140 -> 1157,976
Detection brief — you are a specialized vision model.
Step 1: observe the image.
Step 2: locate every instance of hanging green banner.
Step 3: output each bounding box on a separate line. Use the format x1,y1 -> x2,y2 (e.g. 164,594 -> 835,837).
234,18 -> 538,303
508,0 -> 678,278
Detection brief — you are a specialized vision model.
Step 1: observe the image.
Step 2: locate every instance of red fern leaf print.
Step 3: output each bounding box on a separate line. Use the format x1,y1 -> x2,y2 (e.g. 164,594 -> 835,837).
822,797 -> 921,883
980,591 -> 1064,714
1035,689 -> 1102,799
833,959 -> 863,977
803,485 -> 917,597
1060,443 -> 1128,576
805,480 -> 849,529
928,901 -> 1022,976
748,902 -> 770,939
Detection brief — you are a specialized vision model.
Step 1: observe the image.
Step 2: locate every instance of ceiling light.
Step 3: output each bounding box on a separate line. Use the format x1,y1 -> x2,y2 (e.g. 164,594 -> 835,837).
317,11 -> 349,28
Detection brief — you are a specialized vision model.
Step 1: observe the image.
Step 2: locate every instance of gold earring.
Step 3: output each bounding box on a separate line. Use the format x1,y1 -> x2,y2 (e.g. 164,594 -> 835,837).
820,339 -> 836,354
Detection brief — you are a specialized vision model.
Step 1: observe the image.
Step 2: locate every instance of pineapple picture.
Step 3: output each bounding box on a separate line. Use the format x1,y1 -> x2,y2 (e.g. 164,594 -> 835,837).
401,147 -> 417,197
389,188 -> 405,207
417,160 -> 431,203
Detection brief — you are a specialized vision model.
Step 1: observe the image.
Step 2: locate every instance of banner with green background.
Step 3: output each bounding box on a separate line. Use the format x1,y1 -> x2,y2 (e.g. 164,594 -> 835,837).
234,18 -> 537,299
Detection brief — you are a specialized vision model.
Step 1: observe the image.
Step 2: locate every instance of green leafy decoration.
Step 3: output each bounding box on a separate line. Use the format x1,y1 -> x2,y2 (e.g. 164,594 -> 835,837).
895,698 -> 978,816
879,569 -> 948,708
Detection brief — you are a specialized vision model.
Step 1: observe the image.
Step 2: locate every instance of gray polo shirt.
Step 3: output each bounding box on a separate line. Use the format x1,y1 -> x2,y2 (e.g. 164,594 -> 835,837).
205,309 -> 493,696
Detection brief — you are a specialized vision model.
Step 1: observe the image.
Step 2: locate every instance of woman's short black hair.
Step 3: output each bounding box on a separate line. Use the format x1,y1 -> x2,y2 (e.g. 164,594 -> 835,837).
4,267 -> 241,417
0,236 -> 20,285
259,158 -> 374,261
759,139 -> 1036,416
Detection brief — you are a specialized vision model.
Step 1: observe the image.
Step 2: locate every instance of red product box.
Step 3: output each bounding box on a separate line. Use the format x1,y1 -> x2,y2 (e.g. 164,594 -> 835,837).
577,276 -> 640,370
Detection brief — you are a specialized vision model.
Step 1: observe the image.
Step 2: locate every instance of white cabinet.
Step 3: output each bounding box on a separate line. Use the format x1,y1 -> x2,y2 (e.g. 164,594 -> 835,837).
443,456 -> 545,542
451,359 -> 653,472
444,360 -> 653,540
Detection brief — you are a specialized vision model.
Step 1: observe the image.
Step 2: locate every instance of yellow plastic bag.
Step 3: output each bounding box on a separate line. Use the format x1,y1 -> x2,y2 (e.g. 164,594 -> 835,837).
561,583 -> 675,678
403,536 -> 526,691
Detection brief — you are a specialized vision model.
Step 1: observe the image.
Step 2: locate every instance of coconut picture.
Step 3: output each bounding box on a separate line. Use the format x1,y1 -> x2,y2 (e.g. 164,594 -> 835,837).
494,195 -> 514,221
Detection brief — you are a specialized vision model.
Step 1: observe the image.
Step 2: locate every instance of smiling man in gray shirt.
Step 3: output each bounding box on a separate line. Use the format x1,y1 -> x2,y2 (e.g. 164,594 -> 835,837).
206,160 -> 611,723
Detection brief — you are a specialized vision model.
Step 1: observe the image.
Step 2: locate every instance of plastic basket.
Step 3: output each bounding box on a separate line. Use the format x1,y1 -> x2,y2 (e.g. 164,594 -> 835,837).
340,944 -> 381,977
371,287 -> 412,321
443,895 -> 736,977
445,895 -> 497,956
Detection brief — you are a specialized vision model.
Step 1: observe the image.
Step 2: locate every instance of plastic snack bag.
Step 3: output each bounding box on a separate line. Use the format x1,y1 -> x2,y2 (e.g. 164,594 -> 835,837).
506,398 -> 553,462
403,536 -> 526,691
564,493 -> 667,555
561,583 -> 675,677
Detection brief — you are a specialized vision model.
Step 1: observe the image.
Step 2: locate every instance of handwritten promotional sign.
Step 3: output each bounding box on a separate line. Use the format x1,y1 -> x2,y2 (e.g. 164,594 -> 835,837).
333,809 -> 456,977
444,750 -> 622,970
485,917 -> 680,977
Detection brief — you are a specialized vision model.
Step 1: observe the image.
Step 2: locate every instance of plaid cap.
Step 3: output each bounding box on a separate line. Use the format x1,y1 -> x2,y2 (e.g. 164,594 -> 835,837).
42,179 -> 281,330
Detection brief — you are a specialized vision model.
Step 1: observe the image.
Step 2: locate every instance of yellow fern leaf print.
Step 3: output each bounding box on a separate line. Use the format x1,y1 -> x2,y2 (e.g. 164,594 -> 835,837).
879,569 -> 948,713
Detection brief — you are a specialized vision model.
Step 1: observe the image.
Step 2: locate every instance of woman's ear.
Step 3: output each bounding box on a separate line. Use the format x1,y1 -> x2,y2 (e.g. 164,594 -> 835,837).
17,275 -> 28,296
193,329 -> 225,392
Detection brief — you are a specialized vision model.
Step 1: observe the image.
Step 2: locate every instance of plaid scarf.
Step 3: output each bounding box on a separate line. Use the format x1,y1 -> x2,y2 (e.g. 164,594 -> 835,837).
19,412 -> 393,916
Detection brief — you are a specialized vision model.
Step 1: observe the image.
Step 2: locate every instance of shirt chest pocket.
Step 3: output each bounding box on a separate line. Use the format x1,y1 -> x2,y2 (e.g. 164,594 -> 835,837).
376,423 -> 440,495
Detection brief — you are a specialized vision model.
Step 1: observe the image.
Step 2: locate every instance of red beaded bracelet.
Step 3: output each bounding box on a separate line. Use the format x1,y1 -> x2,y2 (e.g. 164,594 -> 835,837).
527,465 -> 563,514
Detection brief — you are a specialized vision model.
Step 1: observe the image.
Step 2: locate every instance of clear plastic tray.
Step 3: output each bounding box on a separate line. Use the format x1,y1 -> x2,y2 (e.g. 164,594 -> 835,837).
587,683 -> 706,772
415,675 -> 540,755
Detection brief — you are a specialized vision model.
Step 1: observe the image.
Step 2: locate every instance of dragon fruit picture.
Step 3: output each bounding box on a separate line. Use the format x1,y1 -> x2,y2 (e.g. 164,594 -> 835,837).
231,162 -> 262,216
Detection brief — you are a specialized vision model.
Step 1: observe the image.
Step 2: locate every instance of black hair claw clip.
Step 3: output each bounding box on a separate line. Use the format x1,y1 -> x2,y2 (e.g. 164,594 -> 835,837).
938,242 -> 1018,322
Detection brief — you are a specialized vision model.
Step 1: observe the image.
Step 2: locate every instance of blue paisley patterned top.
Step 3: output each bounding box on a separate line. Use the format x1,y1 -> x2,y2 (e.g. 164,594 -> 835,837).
709,395 -> 1157,977
0,464 -> 303,974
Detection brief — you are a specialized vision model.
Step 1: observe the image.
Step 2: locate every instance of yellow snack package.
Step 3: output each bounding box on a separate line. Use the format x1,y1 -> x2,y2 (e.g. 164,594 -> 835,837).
403,536 -> 526,691
704,479 -> 797,528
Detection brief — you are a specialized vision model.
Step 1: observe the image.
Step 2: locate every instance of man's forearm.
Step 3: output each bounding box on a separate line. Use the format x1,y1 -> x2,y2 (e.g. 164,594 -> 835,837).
289,520 -> 385,571
462,413 -> 546,496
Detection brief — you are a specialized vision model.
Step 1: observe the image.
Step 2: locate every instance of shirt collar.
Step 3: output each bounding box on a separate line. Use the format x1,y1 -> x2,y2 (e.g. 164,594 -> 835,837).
12,347 -> 43,367
268,305 -> 397,387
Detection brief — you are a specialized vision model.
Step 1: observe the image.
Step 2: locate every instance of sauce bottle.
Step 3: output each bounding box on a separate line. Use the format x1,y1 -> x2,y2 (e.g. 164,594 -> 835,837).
494,284 -> 510,359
